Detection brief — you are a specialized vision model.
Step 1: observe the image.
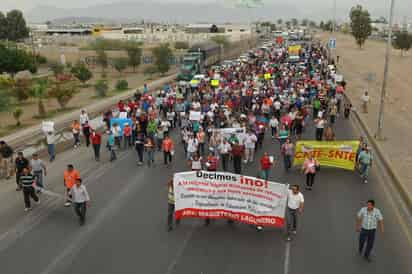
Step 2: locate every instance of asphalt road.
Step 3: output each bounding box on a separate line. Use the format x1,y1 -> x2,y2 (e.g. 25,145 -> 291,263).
0,114 -> 411,274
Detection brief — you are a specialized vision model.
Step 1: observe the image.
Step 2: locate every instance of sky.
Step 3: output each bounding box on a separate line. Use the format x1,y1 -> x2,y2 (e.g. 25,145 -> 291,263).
0,0 -> 410,23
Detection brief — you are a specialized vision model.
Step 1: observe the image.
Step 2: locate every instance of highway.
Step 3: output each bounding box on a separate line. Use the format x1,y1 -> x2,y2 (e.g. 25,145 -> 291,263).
0,110 -> 411,274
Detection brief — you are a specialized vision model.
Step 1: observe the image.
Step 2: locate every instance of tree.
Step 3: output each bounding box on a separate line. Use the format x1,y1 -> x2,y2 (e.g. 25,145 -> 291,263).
49,79 -> 78,109
277,19 -> 283,26
144,65 -> 157,79
124,42 -> 142,72
151,43 -> 173,75
13,78 -> 31,102
301,19 -> 309,27
30,79 -> 48,117
6,10 -> 29,41
0,12 -> 7,40
115,79 -> 128,91
0,76 -> 13,112
174,41 -> 189,50
94,79 -> 109,97
350,5 -> 372,49
12,107 -> 23,126
309,21 -> 317,28
210,35 -> 230,49
71,63 -> 93,84
0,45 -> 35,76
319,21 -> 325,30
285,21 -> 291,29
49,62 -> 65,77
291,18 -> 298,27
92,40 -> 109,73
392,31 -> 412,56
112,57 -> 128,76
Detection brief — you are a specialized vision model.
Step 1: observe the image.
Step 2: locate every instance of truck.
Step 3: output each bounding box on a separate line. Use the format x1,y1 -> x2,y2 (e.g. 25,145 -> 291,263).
177,41 -> 221,81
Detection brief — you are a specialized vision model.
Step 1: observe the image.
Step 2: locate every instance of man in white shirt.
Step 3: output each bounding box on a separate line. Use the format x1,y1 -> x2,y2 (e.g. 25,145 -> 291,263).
69,178 -> 90,226
79,110 -> 89,127
186,135 -> 199,160
287,185 -> 304,240
218,139 -> 232,171
243,131 -> 257,163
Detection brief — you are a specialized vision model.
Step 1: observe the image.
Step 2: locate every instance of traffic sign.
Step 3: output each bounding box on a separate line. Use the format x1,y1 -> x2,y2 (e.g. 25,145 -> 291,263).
328,38 -> 336,49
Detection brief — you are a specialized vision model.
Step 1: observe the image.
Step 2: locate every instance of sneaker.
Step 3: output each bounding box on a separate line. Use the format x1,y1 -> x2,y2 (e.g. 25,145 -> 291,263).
64,202 -> 71,207
286,236 -> 292,241
363,179 -> 368,184
24,207 -> 31,212
256,226 -> 263,232
291,230 -> 297,235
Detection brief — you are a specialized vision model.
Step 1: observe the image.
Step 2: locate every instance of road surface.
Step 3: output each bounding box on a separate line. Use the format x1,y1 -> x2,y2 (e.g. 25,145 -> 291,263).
0,114 -> 411,274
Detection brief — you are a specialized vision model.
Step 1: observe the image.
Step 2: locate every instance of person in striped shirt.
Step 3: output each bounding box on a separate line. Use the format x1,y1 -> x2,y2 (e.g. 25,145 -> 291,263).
19,167 -> 40,211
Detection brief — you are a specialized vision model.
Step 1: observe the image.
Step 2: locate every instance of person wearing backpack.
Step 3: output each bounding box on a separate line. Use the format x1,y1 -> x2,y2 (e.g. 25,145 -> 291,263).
0,141 -> 13,180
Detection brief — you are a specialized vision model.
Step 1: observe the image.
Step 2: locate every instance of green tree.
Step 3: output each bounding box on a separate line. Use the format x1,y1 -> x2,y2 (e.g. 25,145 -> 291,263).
13,78 -> 31,102
115,79 -> 128,91
49,79 -> 78,109
210,35 -> 230,49
49,62 -> 64,77
94,79 -> 109,97
151,43 -> 173,75
174,41 -> 189,50
71,63 -> 93,84
392,30 -> 412,56
0,45 -> 35,76
144,65 -> 157,79
301,19 -> 309,27
309,21 -> 317,28
277,19 -> 283,26
124,42 -> 142,72
30,79 -> 48,117
350,5 -> 372,49
0,76 -> 13,112
112,57 -> 128,76
285,21 -> 291,29
12,107 -> 23,126
319,21 -> 325,30
6,10 -> 29,41
0,12 -> 7,40
291,18 -> 299,27
92,39 -> 109,73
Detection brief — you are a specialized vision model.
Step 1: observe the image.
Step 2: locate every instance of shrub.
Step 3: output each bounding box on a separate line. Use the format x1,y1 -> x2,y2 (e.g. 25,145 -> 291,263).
115,79 -> 128,91
174,41 -> 189,50
94,79 -> 109,97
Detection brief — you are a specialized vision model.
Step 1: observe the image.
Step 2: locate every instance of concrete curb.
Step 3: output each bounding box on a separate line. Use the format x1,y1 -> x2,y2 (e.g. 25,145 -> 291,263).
345,94 -> 412,211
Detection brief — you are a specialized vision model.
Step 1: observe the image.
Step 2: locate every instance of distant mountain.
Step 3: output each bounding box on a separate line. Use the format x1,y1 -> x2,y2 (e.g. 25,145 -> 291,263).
27,1 -> 302,23
27,0 -> 412,24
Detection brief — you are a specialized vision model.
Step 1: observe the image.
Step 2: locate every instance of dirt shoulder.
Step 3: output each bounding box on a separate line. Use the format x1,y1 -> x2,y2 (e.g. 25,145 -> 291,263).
319,31 -> 412,192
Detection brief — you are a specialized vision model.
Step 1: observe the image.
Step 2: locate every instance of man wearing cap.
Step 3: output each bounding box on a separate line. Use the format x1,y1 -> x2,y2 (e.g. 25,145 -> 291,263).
30,153 -> 47,191
63,165 -> 80,206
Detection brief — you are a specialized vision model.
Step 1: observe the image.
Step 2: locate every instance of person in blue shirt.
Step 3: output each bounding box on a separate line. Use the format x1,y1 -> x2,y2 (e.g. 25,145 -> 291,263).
107,131 -> 116,162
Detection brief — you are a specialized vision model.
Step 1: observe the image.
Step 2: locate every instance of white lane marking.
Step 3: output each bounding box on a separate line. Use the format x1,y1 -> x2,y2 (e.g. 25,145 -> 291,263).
39,170 -> 145,274
284,241 -> 291,274
165,228 -> 196,274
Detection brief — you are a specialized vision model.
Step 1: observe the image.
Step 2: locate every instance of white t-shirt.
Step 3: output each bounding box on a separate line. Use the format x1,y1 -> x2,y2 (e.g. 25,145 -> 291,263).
288,190 -> 304,210
244,134 -> 257,149
219,142 -> 232,154
187,139 -> 199,153
269,118 -> 279,128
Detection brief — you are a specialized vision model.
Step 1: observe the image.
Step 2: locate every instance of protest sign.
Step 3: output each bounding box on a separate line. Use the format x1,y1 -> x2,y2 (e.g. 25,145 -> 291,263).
213,127 -> 246,143
293,141 -> 360,170
41,121 -> 54,133
264,73 -> 271,80
189,111 -> 201,121
211,79 -> 220,87
173,171 -> 289,227
110,118 -> 133,136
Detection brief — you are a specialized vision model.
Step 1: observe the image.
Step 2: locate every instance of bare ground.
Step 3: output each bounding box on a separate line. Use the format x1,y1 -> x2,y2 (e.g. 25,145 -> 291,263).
319,32 -> 412,190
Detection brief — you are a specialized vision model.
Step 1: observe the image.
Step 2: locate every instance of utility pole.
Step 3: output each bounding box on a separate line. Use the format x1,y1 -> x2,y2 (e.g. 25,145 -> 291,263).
376,0 -> 395,140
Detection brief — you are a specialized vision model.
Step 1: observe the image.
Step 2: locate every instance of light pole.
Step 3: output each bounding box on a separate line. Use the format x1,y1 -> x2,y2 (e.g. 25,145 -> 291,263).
376,0 -> 395,140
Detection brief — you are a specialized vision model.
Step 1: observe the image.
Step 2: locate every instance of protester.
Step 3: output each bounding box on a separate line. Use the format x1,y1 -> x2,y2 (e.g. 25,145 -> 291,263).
19,167 -> 40,211
69,178 -> 90,226
162,134 -> 174,166
231,140 -> 244,174
167,179 -> 177,231
107,130 -> 117,162
82,121 -> 92,147
135,131 -> 145,165
218,139 -> 231,171
46,131 -> 56,162
30,153 -> 47,190
281,138 -> 294,172
71,120 -> 81,148
90,130 -> 102,161
244,130 -> 257,164
286,185 -> 304,241
361,91 -> 370,113
144,137 -> 156,167
79,109 -> 89,127
314,116 -> 326,141
260,152 -> 272,180
357,146 -> 373,183
302,155 -> 320,190
123,123 -> 132,149
63,164 -> 80,207
0,140 -> 13,179
15,152 -> 29,191
356,200 -> 384,262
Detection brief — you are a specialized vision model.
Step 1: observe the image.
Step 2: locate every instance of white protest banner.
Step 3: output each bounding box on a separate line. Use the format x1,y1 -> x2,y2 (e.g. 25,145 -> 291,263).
173,171 -> 289,227
189,111 -> 201,121
213,127 -> 246,143
41,121 -> 55,133
334,74 -> 343,82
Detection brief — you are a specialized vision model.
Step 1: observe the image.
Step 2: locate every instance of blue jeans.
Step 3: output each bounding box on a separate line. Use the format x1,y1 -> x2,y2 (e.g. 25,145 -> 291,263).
283,155 -> 292,171
359,228 -> 376,258
359,163 -> 370,179
146,150 -> 155,166
48,144 -> 55,161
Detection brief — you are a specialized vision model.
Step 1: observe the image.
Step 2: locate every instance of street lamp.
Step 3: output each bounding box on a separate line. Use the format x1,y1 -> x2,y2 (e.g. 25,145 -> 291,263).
376,0 -> 395,140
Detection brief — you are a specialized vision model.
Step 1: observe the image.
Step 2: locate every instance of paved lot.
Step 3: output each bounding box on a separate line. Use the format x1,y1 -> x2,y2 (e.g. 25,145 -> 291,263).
0,111 -> 411,274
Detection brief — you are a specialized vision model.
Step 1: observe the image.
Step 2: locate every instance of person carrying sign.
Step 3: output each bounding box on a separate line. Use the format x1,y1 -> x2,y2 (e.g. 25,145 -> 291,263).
167,179 -> 179,232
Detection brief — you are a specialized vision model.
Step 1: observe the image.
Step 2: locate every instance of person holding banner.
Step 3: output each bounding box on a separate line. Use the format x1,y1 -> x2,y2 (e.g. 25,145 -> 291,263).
286,185 -> 304,241
231,140 -> 244,174
302,155 -> 320,190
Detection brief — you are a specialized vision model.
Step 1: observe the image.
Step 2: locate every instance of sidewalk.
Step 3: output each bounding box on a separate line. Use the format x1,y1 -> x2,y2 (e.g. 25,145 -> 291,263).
320,32 -> 412,206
